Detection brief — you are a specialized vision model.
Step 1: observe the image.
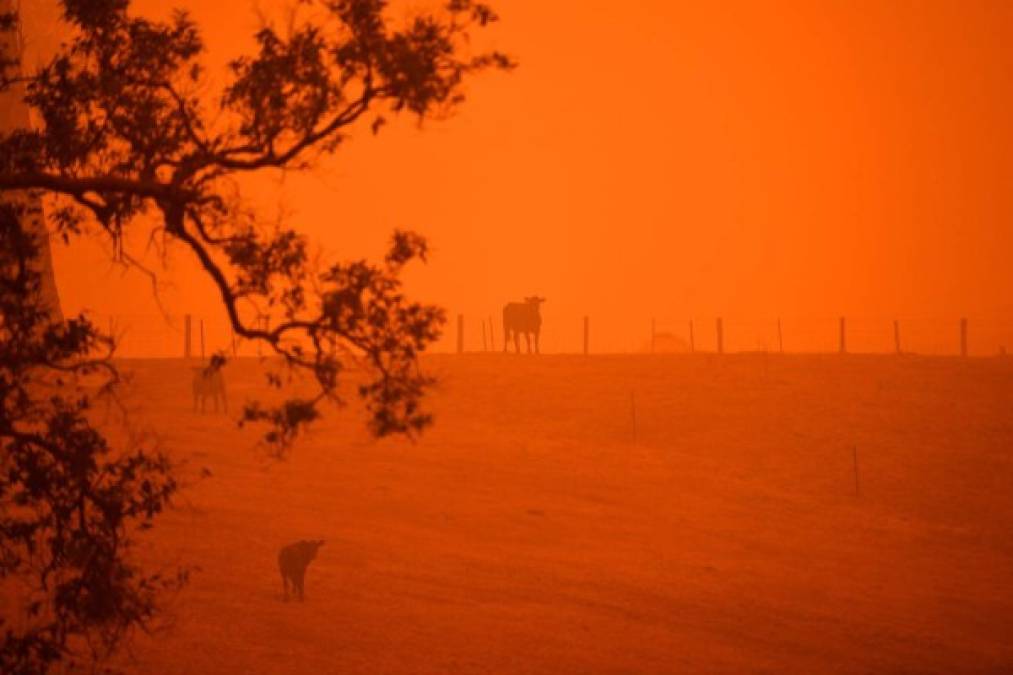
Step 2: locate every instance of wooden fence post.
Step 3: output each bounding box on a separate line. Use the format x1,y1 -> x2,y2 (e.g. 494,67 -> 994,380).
777,318 -> 783,353
457,314 -> 464,354
583,316 -> 589,356
689,320 -> 695,353
839,316 -> 846,354
716,317 -> 724,354
631,391 -> 637,444
184,314 -> 191,359
894,319 -> 901,355
960,318 -> 968,357
852,446 -> 860,497
489,317 -> 495,352
482,319 -> 488,352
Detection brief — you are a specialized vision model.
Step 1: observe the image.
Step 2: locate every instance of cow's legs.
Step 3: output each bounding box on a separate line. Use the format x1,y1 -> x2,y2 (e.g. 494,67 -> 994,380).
513,331 -> 521,353
524,333 -> 532,354
534,330 -> 540,354
503,329 -> 509,353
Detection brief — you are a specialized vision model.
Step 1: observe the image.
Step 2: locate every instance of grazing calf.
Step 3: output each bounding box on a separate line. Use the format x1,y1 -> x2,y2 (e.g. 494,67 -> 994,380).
503,296 -> 546,354
192,355 -> 227,413
278,539 -> 324,601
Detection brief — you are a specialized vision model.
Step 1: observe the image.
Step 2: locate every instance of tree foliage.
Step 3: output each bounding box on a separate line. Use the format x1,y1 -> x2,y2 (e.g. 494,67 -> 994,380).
0,0 -> 512,448
0,202 -> 183,674
0,0 -> 510,671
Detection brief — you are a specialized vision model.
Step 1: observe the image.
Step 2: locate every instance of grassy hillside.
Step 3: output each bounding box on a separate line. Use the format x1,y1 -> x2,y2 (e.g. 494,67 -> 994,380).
101,354 -> 1013,673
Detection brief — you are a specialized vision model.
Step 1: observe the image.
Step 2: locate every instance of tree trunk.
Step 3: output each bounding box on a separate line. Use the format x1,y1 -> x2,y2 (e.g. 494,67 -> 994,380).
1,0 -> 63,322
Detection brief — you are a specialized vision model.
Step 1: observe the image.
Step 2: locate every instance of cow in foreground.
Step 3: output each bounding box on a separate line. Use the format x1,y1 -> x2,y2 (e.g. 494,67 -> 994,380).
503,296 -> 546,354
192,354 -> 227,413
279,539 -> 324,601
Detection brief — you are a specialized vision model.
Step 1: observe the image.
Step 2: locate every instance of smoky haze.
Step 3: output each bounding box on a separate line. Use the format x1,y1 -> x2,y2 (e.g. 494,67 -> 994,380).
6,2 -> 1013,674
26,0 -> 1013,354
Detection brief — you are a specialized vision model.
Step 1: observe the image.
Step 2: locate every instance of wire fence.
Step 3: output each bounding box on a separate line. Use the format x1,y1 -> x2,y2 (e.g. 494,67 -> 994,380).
95,312 -> 253,360
440,313 -> 1013,358
89,310 -> 1013,359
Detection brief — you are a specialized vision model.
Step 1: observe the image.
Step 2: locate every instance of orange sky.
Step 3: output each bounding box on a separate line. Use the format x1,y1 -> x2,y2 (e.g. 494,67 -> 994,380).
23,0 -> 1013,354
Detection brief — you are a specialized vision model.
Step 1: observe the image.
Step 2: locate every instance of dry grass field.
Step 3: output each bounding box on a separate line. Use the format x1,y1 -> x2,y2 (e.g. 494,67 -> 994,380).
97,354 -> 1013,674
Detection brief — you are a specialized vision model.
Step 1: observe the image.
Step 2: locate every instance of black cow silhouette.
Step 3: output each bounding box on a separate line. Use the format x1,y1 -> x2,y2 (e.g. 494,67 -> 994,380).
192,354 -> 227,413
278,539 -> 324,601
503,296 -> 546,354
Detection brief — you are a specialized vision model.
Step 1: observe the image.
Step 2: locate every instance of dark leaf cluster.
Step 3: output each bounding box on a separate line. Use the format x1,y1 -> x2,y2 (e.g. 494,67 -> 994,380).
0,203 -> 182,675
0,0 -> 512,451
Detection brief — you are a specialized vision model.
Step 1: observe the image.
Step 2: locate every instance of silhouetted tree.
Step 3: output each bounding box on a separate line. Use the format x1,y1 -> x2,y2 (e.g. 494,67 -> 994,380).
1,0 -> 512,445
0,0 -> 510,671
0,202 -> 183,674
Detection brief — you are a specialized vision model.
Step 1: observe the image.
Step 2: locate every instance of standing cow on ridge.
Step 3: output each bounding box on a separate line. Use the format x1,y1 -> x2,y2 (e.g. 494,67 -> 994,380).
503,296 -> 546,354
